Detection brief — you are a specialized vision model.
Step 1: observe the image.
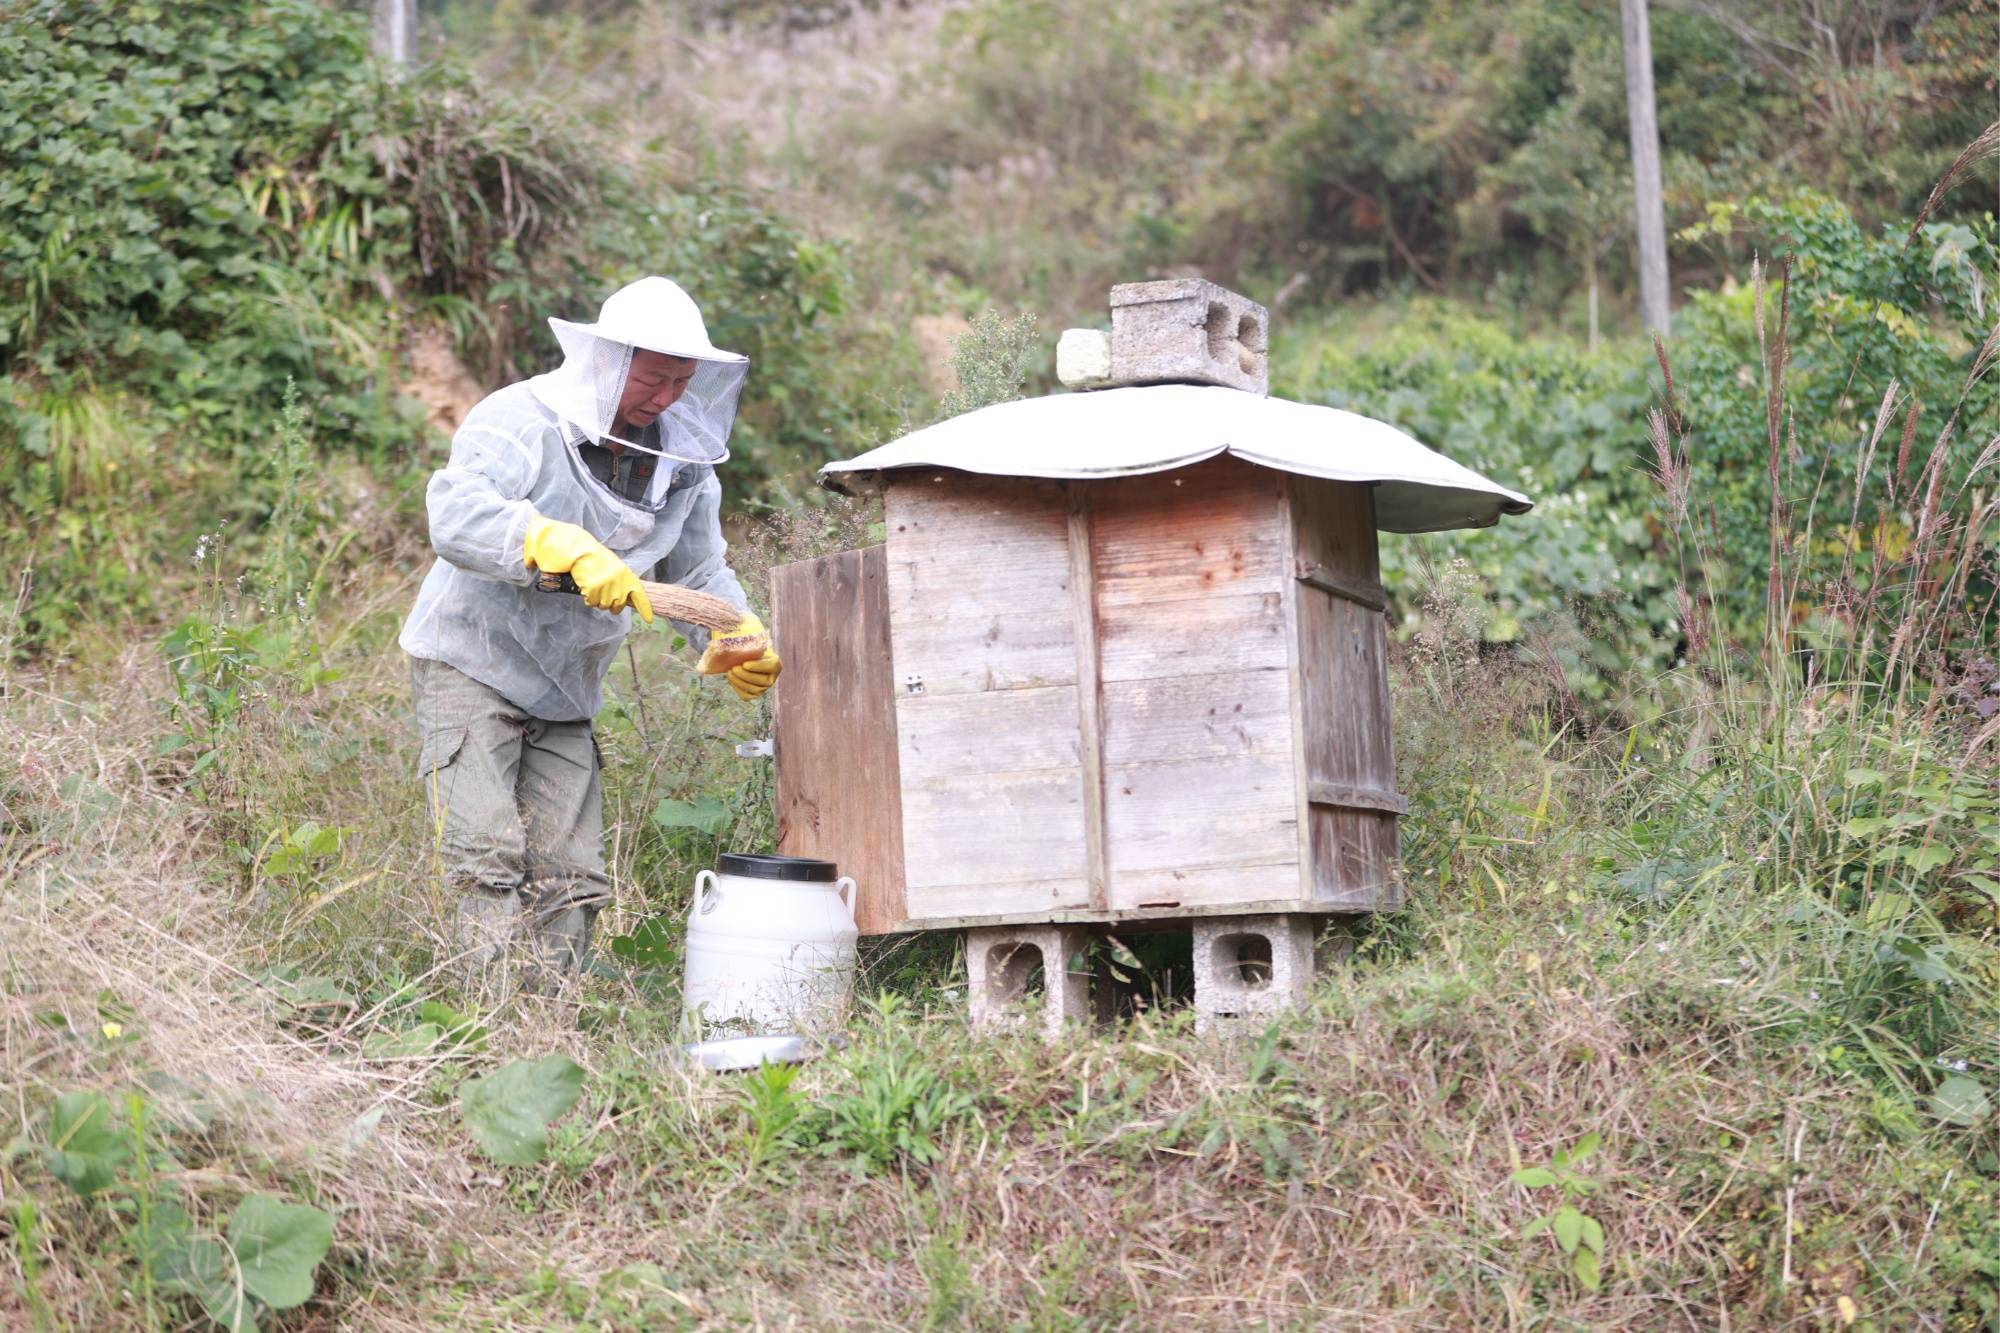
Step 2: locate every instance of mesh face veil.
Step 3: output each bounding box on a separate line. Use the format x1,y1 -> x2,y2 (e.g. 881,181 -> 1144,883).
528,277 -> 749,479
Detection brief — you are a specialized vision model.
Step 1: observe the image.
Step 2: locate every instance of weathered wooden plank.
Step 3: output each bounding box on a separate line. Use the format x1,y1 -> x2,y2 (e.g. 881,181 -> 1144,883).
1100,668 -> 1292,765
1106,863 -> 1305,912
912,872 -> 1112,924
1289,476 -> 1403,908
1067,486 -> 1110,910
882,613 -> 1076,696
885,474 -> 1092,923
1297,563 -> 1387,611
1098,589 -> 1290,682
1299,590 -> 1396,790
1289,474 -> 1382,585
895,686 -> 1081,777
885,477 -> 1073,606
772,545 -> 908,935
1091,462 -> 1289,607
1104,751 -> 1298,878
1282,494 -> 1315,906
1307,805 -> 1403,910
884,477 -> 1077,697
1083,460 -> 1307,913
1296,587 -> 1400,907
1306,780 -> 1410,815
899,767 -> 1090,899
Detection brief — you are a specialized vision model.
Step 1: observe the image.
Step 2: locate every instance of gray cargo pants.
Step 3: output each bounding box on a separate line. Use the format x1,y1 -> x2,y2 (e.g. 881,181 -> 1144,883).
411,656 -> 610,988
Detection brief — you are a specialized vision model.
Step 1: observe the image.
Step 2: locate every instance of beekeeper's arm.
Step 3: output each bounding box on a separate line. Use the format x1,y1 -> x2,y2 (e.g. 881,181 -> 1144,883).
426,420 -> 546,585
427,418 -> 651,619
656,471 -> 781,700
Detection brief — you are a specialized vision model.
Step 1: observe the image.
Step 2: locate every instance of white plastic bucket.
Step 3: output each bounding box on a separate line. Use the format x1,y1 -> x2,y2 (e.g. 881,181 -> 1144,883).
681,853 -> 858,1034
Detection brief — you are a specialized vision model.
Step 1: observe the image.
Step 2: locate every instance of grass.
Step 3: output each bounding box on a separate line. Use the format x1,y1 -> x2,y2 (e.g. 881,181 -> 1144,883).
4,242 -> 1999,1327
4,524 -> 1997,1327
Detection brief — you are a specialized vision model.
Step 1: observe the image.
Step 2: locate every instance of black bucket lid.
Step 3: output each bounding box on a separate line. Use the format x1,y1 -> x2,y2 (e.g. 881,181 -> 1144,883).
718,852 -> 839,883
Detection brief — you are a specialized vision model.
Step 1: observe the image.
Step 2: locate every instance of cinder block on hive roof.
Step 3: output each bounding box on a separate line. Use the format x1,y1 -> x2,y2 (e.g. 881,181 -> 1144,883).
1108,279 -> 1269,395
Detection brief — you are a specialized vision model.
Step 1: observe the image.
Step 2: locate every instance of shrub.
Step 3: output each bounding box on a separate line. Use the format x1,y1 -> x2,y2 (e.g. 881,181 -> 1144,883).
1283,194 -> 1999,698
0,0 -> 889,650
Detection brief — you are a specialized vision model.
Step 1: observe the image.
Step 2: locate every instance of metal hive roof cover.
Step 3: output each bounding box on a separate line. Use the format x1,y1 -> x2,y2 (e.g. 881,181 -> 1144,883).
818,384 -> 1533,534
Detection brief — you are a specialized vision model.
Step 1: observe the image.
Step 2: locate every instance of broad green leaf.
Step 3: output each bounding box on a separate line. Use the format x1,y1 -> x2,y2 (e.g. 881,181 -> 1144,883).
1553,1205 -> 1584,1254
227,1194 -> 333,1310
1580,1215 -> 1605,1254
1572,1246 -> 1602,1291
1899,845 -> 1952,873
1931,1076 -> 1991,1127
362,1023 -> 444,1059
1841,816 -> 1886,839
1957,874 -> 2000,900
459,1055 -> 585,1166
1569,1131 -> 1601,1162
159,1235 -> 255,1333
258,969 -> 355,1010
607,916 -> 678,969
1843,768 -> 1886,788
417,1000 -> 488,1050
45,1091 -> 127,1196
1521,1214 -> 1552,1240
1876,935 -> 1952,983
1863,892 -> 1911,927
1510,1166 -> 1556,1188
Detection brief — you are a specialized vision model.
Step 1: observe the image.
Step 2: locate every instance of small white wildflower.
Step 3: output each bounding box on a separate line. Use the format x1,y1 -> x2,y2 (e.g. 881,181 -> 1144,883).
1808,991 -> 1821,1002
1954,1060 -> 1969,1072
1655,941 -> 1669,953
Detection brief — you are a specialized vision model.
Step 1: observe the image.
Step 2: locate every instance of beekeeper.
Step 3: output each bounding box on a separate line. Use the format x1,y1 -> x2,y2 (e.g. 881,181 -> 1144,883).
400,276 -> 779,986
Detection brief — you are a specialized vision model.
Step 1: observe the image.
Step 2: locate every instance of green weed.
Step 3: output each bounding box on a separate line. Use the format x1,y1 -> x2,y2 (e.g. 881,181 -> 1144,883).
1512,1132 -> 1611,1292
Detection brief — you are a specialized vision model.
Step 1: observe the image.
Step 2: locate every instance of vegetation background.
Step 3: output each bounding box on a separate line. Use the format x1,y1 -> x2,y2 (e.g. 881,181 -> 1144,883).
2,0 -> 1999,1327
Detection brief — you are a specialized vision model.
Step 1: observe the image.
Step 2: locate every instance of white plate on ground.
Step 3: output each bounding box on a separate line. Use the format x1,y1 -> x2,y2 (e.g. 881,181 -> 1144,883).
682,1033 -> 847,1072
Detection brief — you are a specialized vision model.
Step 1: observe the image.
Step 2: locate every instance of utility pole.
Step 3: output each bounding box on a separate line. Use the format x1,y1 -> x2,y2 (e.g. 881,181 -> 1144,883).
1620,0 -> 1671,334
373,0 -> 417,69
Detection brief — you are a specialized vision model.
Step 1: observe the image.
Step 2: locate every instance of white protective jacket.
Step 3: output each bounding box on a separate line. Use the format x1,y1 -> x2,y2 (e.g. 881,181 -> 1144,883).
400,278 -> 753,720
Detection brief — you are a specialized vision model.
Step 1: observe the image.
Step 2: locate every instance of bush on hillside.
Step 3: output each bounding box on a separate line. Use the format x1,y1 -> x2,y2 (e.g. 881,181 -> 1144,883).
1286,195 -> 1999,699
0,0 -> 878,647
830,0 -> 1987,316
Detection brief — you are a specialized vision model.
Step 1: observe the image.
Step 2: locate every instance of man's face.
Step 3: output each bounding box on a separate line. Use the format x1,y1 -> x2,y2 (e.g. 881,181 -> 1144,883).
617,348 -> 698,431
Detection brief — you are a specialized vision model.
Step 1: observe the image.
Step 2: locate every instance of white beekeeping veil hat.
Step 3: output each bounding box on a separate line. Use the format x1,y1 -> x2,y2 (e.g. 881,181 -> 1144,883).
528,276 -> 748,466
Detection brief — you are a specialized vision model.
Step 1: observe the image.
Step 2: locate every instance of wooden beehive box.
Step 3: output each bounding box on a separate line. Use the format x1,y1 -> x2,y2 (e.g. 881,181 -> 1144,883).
773,288 -> 1530,937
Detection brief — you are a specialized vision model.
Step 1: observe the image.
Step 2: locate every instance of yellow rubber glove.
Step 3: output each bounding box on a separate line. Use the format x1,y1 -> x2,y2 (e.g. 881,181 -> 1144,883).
522,518 -> 653,623
719,613 -> 781,701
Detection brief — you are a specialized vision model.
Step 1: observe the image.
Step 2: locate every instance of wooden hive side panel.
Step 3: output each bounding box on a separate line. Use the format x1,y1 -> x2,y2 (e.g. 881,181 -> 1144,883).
771,545 -> 908,934
884,478 -> 1092,921
1288,476 -> 1404,910
1088,459 -> 1302,911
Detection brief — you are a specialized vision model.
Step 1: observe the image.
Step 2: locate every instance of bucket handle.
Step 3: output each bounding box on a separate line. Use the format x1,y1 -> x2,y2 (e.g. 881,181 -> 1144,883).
693,869 -> 719,916
834,876 -> 857,925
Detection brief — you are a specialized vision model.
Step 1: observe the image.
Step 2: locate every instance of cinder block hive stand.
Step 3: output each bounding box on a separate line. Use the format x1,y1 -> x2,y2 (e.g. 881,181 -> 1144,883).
770,282 -> 1532,1037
